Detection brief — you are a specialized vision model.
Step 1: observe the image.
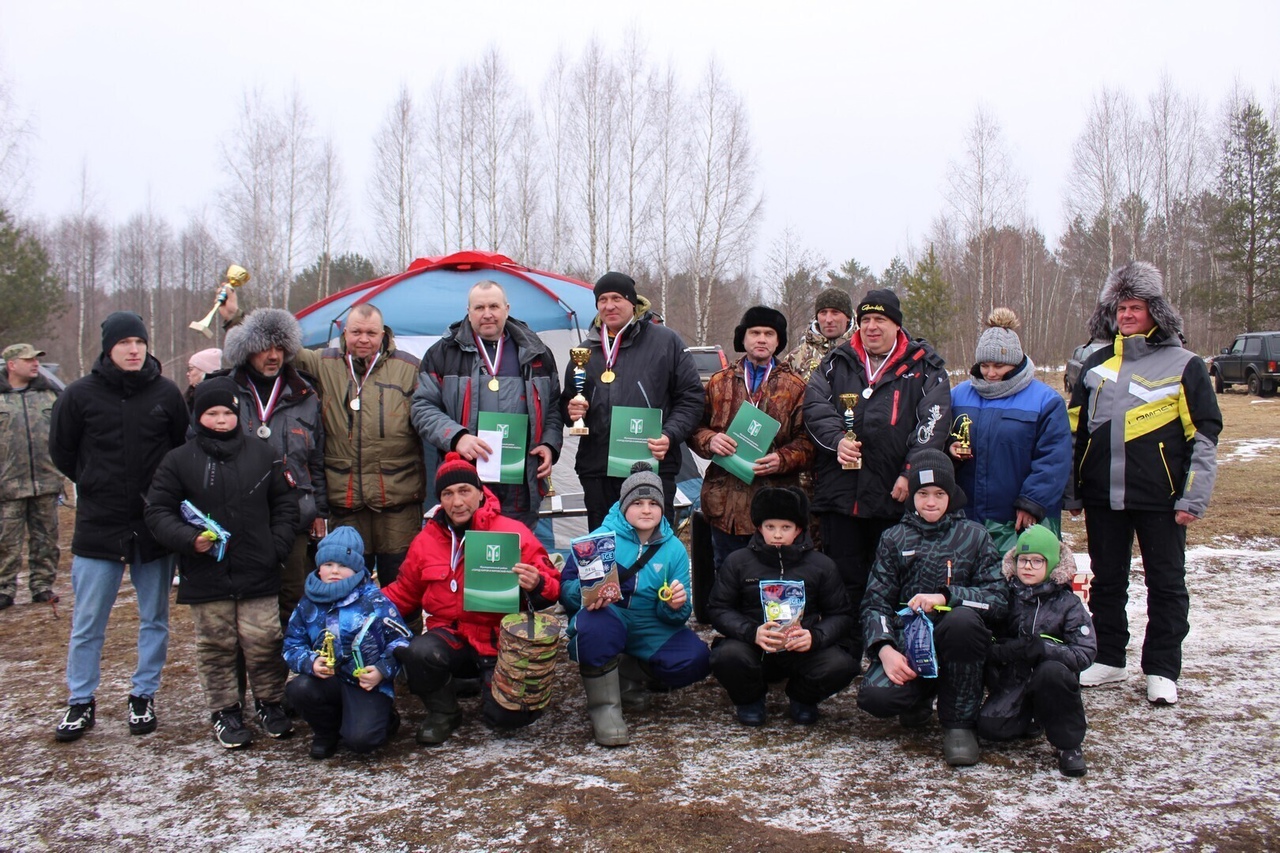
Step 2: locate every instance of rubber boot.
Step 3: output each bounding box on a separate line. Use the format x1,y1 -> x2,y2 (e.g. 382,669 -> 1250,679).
415,679 -> 462,746
618,655 -> 653,711
942,727 -> 980,766
581,662 -> 630,747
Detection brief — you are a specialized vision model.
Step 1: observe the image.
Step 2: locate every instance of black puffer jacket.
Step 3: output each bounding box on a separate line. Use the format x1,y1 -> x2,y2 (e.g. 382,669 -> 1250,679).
804,331 -> 950,519
861,509 -> 1006,656
49,355 -> 189,562
145,430 -> 298,605
708,531 -> 853,650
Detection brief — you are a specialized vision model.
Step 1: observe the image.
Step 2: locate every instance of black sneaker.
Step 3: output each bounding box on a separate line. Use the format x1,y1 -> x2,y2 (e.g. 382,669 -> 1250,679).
55,700 -> 96,742
309,737 -> 339,760
789,699 -> 820,725
212,706 -> 253,749
32,590 -> 59,604
128,694 -> 157,735
255,699 -> 293,739
0,594 -> 13,611
1058,747 -> 1087,778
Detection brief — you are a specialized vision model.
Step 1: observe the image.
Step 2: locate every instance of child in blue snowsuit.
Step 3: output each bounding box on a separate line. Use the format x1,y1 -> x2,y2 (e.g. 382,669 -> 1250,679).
283,526 -> 412,758
560,463 -> 711,746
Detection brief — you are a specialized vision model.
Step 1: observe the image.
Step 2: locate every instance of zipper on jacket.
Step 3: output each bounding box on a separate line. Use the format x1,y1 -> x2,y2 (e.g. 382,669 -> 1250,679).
1158,442 -> 1176,495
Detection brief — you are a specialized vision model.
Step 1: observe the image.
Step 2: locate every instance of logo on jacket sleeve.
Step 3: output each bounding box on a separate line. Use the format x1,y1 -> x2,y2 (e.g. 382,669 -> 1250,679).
916,404 -> 942,444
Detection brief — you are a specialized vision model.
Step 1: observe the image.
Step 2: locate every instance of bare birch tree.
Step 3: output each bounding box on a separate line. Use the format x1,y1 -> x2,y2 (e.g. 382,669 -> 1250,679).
311,136 -> 347,302
0,67 -> 32,211
368,83 -> 421,271
646,63 -> 685,316
540,51 -> 573,270
1068,88 -> 1124,272
569,39 -> 619,274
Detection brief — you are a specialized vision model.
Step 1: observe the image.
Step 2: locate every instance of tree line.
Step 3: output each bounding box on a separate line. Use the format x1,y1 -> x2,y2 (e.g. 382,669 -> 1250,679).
1,41 -> 1278,382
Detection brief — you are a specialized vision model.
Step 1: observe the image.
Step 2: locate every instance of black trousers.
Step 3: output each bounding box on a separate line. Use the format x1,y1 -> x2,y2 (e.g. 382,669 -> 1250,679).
285,673 -> 395,753
709,637 -> 857,706
820,514 -> 897,649
1084,506 -> 1188,680
394,628 -> 541,729
582,473 -> 677,532
978,660 -> 1087,750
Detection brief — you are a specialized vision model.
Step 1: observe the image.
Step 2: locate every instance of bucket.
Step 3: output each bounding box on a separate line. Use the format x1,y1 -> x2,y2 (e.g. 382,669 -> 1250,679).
492,611 -> 562,711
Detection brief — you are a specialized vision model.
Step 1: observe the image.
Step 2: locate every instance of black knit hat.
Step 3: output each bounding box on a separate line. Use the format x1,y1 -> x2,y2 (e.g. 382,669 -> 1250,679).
193,375 -> 241,419
750,486 -> 809,528
907,449 -> 965,511
856,289 -> 904,327
815,288 -> 853,319
594,271 -> 638,305
101,311 -> 149,354
733,305 -> 788,353
435,451 -> 482,500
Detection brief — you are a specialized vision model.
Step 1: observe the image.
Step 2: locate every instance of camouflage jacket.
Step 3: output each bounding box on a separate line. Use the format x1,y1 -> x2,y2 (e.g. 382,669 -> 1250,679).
0,373 -> 61,500
782,324 -> 854,383
688,357 -> 813,535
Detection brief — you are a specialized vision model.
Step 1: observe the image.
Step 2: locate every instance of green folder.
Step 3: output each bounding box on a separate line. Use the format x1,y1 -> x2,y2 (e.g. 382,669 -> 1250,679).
463,531 -> 522,613
477,411 -> 529,485
712,401 -> 781,484
608,406 -> 662,478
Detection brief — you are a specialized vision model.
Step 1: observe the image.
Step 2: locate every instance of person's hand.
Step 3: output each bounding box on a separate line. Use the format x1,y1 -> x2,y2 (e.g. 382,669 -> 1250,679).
456,433 -> 493,463
312,656 -> 334,678
512,562 -> 543,591
708,432 -> 737,457
947,441 -> 968,460
907,593 -> 946,613
217,285 -> 239,322
567,397 -> 589,422
879,645 -> 917,685
755,621 -> 787,653
663,579 -> 687,610
357,667 -> 384,691
530,445 -> 553,479
837,436 -> 862,466
752,452 -> 782,477
891,475 -> 909,503
783,625 -> 812,653
648,433 -> 671,461
310,518 -> 327,541
1015,509 -> 1038,531
193,533 -> 214,554
1175,510 -> 1198,526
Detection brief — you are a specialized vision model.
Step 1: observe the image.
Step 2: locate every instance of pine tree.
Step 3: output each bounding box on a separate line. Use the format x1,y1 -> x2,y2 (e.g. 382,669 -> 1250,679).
901,246 -> 955,349
0,209 -> 65,339
1215,101 -> 1280,331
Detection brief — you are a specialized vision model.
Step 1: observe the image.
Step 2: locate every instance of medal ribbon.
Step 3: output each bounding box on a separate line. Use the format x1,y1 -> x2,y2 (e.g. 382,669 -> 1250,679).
601,318 -> 632,372
346,352 -> 382,405
248,375 -> 284,428
449,530 -> 466,573
863,350 -> 890,389
742,359 -> 773,406
476,334 -> 505,381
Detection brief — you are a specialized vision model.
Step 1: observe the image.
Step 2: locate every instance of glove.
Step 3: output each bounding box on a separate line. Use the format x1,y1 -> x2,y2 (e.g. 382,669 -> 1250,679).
989,636 -> 1042,665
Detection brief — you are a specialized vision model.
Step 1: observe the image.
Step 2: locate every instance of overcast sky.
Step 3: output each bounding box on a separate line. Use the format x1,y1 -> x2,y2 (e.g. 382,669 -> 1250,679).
3,1 -> 1278,277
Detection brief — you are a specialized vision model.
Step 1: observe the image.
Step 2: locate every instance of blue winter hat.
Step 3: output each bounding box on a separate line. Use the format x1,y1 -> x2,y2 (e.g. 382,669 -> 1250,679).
315,526 -> 367,576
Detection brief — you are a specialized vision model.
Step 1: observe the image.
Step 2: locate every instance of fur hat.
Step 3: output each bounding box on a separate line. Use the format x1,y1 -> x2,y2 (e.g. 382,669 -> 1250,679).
101,311 -> 148,354
315,526 -> 367,577
1087,261 -> 1184,342
974,308 -> 1024,367
856,289 -> 903,327
223,308 -> 304,368
733,305 -> 788,353
907,449 -> 965,511
620,462 -> 663,514
434,451 -> 482,499
750,486 -> 809,528
815,288 -> 853,319
1014,524 -> 1060,581
594,271 -> 638,306
193,375 -> 241,419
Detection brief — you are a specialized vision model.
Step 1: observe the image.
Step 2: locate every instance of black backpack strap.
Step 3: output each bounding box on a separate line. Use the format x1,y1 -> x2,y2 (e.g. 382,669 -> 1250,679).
616,541 -> 663,585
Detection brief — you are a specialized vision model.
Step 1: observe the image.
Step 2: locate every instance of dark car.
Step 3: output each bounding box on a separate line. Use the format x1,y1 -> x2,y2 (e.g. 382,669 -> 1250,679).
687,345 -> 729,386
1209,332 -> 1280,396
1064,340 -> 1108,396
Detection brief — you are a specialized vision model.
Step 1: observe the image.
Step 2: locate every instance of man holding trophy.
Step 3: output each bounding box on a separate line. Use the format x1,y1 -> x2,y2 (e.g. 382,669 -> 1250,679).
803,289 -> 951,661
411,280 -> 562,531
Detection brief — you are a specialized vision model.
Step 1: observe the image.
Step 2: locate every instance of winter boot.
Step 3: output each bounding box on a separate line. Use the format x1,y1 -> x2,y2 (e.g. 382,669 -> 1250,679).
415,679 -> 461,746
1057,747 -> 1087,777
942,727 -> 980,766
618,655 -> 653,711
581,661 -> 630,747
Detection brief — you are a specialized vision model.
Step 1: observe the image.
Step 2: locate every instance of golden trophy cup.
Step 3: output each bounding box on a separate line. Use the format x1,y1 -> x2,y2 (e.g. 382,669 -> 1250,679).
839,393 -> 862,470
950,414 -> 974,459
190,264 -> 250,339
568,347 -> 591,436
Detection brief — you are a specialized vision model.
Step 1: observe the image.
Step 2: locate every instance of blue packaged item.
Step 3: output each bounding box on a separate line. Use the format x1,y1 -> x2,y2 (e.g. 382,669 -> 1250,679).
897,606 -> 938,678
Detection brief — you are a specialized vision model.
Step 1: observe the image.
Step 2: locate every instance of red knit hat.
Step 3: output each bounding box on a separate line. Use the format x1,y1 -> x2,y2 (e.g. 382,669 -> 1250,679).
435,451 -> 482,499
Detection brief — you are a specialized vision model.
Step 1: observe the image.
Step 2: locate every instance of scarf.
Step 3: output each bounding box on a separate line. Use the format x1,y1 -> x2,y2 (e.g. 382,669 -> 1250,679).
304,569 -> 367,605
969,356 -> 1037,400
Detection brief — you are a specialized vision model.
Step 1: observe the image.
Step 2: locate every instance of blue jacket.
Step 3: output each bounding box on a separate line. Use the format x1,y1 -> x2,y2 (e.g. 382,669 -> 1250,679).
282,576 -> 411,699
560,502 -> 693,661
950,377 -> 1071,525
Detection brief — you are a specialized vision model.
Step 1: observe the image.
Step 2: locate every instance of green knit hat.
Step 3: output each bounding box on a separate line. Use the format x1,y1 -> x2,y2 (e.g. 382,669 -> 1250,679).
1016,524 -> 1060,580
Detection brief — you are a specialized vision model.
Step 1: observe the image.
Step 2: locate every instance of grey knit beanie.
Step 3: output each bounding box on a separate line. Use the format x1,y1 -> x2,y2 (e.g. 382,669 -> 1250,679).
620,462 -> 663,514
974,307 -> 1024,367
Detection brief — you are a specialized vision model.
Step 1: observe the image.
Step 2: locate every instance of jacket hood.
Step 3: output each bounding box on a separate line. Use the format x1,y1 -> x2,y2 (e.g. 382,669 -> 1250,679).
224,308 -> 304,367
443,314 -> 546,361
429,484 -> 503,532
338,323 -> 400,358
1001,538 -> 1079,586
589,295 -> 657,334
1088,261 -> 1184,343
0,371 -> 56,394
92,351 -> 163,391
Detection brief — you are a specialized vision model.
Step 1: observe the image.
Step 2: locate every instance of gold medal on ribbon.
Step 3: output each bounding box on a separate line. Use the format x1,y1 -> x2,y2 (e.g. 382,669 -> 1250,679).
488,378 -> 500,392
600,370 -> 615,384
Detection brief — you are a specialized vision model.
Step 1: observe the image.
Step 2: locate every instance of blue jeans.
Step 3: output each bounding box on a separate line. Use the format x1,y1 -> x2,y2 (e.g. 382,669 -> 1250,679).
66,553 -> 173,703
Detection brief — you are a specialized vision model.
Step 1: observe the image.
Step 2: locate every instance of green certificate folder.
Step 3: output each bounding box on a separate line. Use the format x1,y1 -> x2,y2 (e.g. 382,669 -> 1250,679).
463,531 -> 522,613
608,406 -> 662,477
712,401 -> 781,484
477,411 -> 529,485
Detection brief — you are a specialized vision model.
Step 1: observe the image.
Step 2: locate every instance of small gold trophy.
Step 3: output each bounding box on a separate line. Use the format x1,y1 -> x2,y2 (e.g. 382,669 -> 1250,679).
568,347 -> 591,436
319,630 -> 337,669
950,414 -> 974,460
190,264 -> 250,339
839,393 -> 862,470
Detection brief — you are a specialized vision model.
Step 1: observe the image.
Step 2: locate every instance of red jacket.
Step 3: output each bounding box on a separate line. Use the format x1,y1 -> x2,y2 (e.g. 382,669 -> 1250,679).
383,488 -> 560,656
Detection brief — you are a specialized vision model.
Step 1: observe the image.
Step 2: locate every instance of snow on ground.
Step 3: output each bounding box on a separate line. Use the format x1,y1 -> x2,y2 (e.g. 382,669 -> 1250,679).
3,544 -> 1279,851
1220,437 -> 1280,463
